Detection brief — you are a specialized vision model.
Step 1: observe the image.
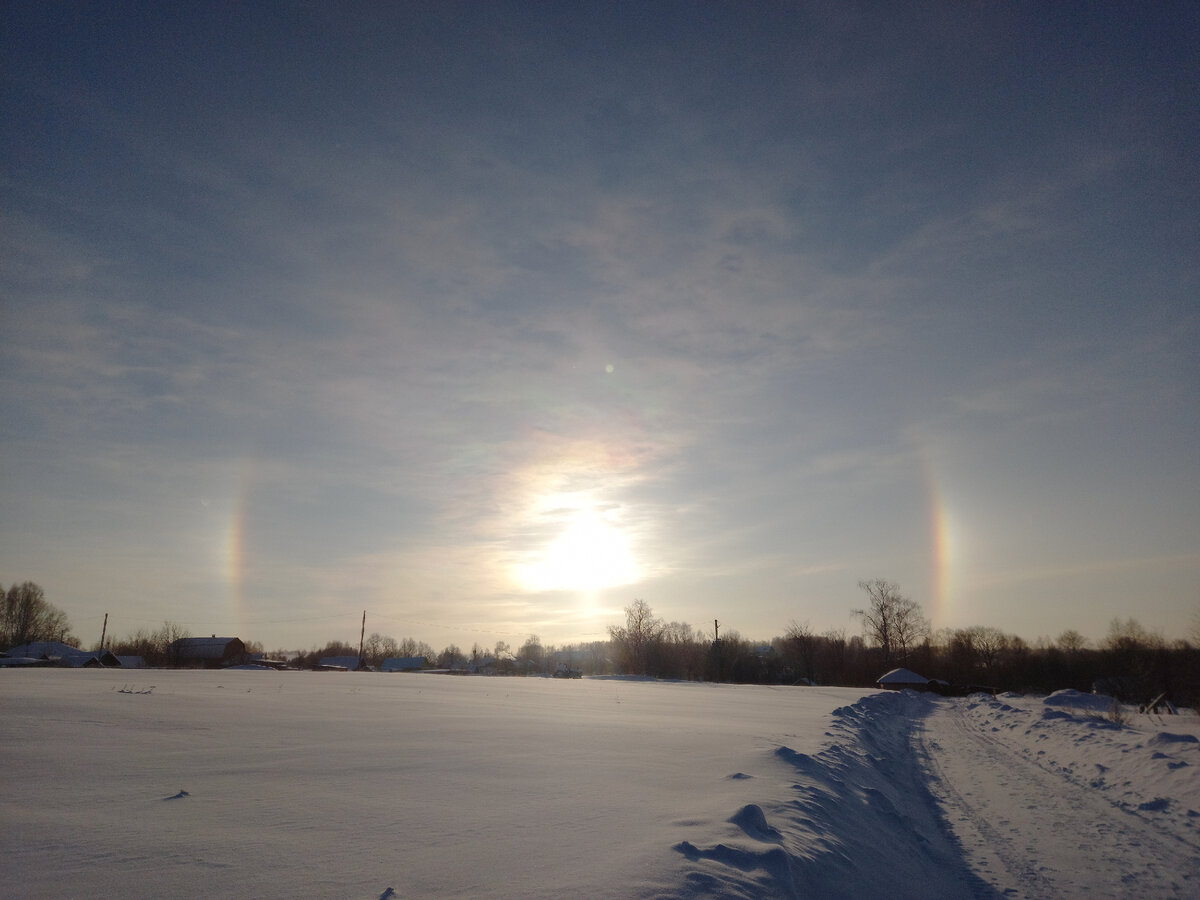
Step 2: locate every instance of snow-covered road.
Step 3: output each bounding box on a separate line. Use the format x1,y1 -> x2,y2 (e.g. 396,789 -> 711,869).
916,692 -> 1200,898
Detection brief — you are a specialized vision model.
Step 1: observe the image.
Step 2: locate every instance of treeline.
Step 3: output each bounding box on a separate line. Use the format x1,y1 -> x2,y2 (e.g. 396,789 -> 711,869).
598,594 -> 1200,706
290,635 -> 437,670
5,578 -> 1198,706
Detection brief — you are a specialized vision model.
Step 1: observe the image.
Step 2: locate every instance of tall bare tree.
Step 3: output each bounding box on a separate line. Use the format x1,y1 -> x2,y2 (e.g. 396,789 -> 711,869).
851,579 -> 929,668
1,581 -> 73,648
609,599 -> 664,675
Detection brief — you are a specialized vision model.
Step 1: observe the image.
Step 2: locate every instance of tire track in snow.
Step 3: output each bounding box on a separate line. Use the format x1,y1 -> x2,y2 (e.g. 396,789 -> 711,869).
916,698 -> 1200,899
915,710 -> 1056,898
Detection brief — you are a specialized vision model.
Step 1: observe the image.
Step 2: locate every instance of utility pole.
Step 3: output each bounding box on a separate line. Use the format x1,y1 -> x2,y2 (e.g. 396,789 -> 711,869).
99,613 -> 108,651
358,610 -> 366,666
713,619 -> 722,683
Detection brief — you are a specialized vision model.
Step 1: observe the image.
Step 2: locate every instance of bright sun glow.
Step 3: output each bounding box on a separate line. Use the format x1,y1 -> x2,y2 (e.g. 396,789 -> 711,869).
516,506 -> 639,592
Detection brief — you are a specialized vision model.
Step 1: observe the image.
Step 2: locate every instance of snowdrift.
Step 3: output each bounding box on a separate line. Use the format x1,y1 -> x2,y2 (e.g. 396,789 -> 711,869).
673,689 -> 984,898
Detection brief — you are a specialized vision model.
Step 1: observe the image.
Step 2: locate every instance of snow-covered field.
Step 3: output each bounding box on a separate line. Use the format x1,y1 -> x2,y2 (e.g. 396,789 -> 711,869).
3,671 -> 1198,899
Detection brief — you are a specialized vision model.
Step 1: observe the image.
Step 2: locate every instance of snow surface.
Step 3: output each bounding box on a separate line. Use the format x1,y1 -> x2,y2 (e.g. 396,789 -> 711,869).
2,670 -> 1198,898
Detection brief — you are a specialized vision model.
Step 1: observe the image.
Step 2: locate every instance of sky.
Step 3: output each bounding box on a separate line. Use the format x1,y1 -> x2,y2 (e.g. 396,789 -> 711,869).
2,2 -> 1197,653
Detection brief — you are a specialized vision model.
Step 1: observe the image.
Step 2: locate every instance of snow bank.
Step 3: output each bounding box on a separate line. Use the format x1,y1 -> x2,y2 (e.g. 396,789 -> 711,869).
673,689 -> 982,898
961,691 -> 1200,831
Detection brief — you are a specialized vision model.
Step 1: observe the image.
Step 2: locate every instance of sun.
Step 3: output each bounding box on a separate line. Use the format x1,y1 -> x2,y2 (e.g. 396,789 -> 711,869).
515,507 -> 639,593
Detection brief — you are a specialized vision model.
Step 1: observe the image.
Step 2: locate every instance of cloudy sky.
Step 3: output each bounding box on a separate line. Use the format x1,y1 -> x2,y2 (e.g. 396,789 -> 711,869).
3,2 -> 1197,653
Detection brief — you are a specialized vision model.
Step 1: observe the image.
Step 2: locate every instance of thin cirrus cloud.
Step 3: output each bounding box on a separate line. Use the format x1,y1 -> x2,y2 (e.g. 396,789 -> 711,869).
1,3 -> 1197,650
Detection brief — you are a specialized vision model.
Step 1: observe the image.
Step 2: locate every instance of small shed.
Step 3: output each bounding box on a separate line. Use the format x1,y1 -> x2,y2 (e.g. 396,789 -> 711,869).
876,667 -> 934,691
381,656 -> 426,672
168,637 -> 248,668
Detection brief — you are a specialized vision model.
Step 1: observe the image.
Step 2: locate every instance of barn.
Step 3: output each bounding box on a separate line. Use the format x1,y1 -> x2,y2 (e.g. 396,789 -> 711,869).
168,637 -> 248,668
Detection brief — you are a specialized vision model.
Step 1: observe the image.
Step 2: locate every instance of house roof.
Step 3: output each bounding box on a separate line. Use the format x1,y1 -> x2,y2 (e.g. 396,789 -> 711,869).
877,667 -> 930,685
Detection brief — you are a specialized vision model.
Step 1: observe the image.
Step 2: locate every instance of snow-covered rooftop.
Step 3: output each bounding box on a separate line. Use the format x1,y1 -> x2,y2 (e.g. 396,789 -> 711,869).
876,667 -> 930,685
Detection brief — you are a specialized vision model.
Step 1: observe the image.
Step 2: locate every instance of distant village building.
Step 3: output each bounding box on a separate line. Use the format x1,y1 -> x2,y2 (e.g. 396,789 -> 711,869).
168,636 -> 248,669
876,667 -> 934,692
316,655 -> 365,671
1,641 -> 122,668
381,657 -> 426,672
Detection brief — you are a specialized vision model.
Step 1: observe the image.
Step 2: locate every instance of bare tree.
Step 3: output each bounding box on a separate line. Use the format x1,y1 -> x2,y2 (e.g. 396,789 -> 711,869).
1105,617 -> 1162,657
660,620 -> 704,680
397,637 -> 435,662
519,634 -> 545,672
608,599 -> 664,675
818,628 -> 848,685
970,626 -> 1010,676
1,581 -> 74,648
851,579 -> 929,668
437,644 -> 466,669
378,634 -> 399,662
110,620 -> 190,666
784,620 -> 818,684
1056,629 -> 1088,654
362,632 -> 399,667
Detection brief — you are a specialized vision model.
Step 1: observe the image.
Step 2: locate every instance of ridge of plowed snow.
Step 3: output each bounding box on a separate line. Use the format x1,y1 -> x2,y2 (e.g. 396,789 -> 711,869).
673,690 -> 987,899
